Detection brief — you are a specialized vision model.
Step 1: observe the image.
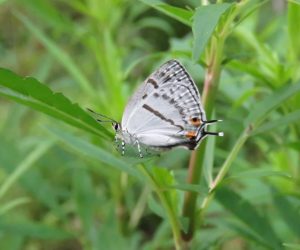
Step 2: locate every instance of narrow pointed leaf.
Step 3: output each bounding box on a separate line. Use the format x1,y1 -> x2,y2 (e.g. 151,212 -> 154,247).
253,109 -> 300,135
245,82 -> 300,127
0,68 -> 112,139
192,3 -> 232,61
15,12 -> 95,97
140,0 -> 193,26
272,189 -> 300,238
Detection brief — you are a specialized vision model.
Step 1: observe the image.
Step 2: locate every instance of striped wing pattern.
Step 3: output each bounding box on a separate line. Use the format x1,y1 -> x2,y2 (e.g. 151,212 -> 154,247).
121,59 -> 206,150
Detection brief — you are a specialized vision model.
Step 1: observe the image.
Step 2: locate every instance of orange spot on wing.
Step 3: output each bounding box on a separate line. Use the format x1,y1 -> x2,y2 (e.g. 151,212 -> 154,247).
186,131 -> 196,139
190,117 -> 201,126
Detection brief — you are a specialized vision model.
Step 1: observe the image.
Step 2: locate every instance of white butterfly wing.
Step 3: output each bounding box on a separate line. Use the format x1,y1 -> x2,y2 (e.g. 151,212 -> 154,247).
121,60 -> 206,150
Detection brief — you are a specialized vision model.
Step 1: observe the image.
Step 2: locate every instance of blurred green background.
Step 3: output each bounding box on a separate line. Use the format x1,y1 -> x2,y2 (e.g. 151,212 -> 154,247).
0,0 -> 300,249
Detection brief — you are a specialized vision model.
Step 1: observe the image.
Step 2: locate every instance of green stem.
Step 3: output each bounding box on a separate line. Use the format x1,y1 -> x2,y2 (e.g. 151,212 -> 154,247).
211,129 -> 250,189
199,126 -> 251,219
181,34 -> 225,241
138,165 -> 183,250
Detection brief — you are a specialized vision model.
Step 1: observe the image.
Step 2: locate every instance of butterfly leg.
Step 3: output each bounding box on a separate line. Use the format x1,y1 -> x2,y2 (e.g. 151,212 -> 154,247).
121,140 -> 125,156
115,135 -> 119,147
115,135 -> 122,152
135,139 -> 143,158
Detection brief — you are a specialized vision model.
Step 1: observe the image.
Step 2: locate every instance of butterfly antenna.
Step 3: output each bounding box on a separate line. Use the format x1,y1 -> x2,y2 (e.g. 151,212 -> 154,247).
203,119 -> 223,125
204,131 -> 224,137
96,119 -> 113,123
87,108 -> 117,123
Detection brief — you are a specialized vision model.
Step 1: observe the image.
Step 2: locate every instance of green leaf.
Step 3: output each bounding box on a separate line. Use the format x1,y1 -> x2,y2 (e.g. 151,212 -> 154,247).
245,82 -> 300,128
151,167 -> 179,214
0,68 -> 112,139
139,165 -> 182,241
215,186 -> 282,249
45,126 -> 141,178
14,12 -> 95,97
148,193 -> 165,218
253,109 -> 300,135
140,0 -> 193,26
192,3 -> 232,61
272,189 -> 300,238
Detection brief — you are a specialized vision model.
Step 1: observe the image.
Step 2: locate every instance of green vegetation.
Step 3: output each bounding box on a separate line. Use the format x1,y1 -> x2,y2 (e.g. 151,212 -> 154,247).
0,0 -> 300,249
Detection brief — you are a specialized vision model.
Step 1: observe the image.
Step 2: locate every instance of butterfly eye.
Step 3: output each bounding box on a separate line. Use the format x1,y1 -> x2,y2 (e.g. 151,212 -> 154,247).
113,123 -> 119,131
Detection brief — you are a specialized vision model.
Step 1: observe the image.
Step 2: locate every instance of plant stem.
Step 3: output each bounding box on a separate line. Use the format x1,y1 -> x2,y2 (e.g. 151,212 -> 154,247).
138,165 -> 183,250
181,0 -> 249,240
211,128 -> 250,189
181,34 -> 224,241
198,126 -> 251,220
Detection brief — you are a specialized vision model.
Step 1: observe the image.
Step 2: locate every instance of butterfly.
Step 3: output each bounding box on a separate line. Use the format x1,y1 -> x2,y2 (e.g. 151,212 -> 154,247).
89,59 -> 223,158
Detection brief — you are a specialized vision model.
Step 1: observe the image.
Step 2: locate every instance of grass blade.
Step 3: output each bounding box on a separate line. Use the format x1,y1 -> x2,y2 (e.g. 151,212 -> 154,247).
140,0 -> 193,26
18,0 -> 72,32
0,141 -> 53,200
245,82 -> 300,127
272,189 -> 300,238
253,109 -> 300,135
14,12 -> 95,98
0,197 -> 30,216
